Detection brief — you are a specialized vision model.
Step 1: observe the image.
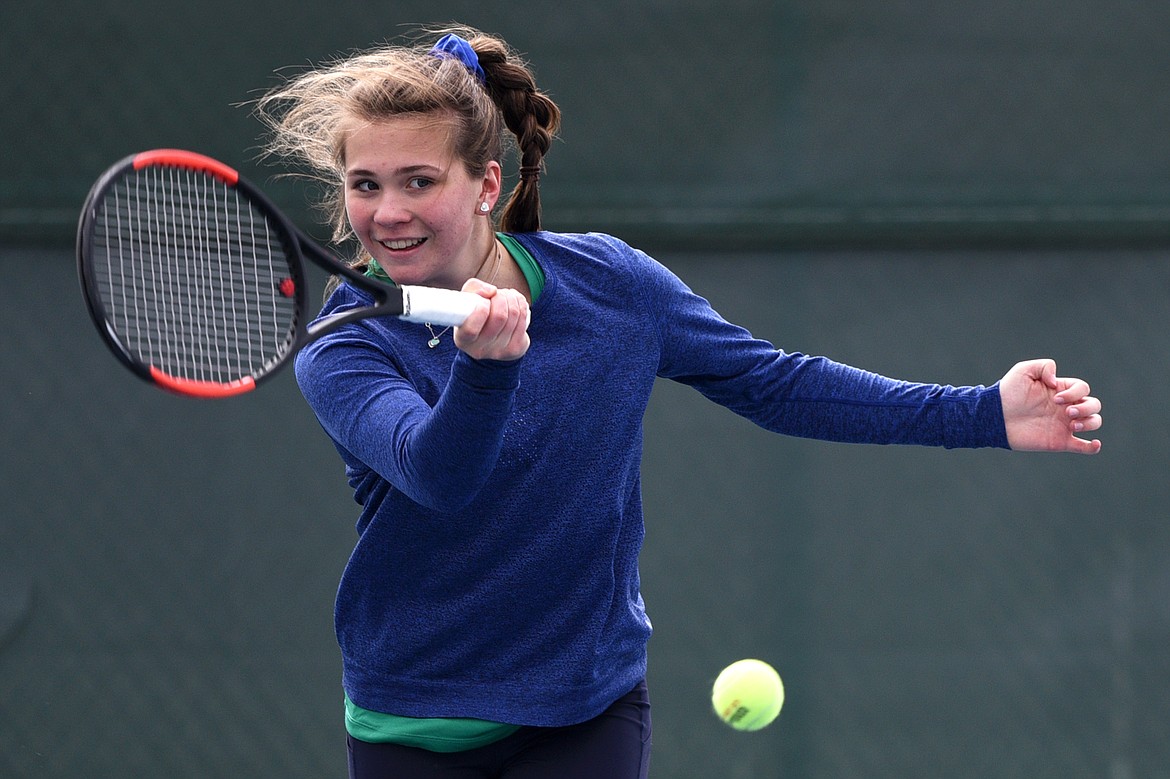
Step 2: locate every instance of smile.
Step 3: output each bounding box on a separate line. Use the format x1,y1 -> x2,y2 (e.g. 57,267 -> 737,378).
380,237 -> 426,251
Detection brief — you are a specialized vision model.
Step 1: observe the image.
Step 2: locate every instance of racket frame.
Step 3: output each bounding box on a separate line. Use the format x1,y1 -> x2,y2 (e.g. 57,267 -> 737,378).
77,149 -> 475,398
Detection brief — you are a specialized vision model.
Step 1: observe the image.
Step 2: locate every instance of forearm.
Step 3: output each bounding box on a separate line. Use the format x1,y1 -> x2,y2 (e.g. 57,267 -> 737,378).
707,353 -> 1010,449
299,344 -> 522,511
383,354 -> 522,509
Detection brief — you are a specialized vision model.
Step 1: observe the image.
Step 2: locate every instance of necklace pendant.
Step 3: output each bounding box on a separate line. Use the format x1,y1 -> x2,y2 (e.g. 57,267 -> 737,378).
427,336 -> 441,348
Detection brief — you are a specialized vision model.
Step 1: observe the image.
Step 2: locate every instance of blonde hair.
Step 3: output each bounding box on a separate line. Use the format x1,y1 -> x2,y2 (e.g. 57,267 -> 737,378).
256,27 -> 560,257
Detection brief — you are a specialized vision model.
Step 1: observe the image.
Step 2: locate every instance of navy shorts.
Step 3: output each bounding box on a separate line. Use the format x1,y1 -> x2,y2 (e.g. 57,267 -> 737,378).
346,680 -> 652,779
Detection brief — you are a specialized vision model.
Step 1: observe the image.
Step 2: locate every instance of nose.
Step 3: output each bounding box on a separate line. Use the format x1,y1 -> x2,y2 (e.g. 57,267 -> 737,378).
372,193 -> 411,226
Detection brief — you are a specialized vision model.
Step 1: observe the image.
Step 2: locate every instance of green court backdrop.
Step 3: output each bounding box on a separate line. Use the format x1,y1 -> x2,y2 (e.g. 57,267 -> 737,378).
2,1 -> 1167,777
4,0 -> 1170,247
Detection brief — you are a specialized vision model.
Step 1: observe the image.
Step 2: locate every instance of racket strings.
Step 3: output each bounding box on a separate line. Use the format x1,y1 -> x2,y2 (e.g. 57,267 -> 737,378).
91,166 -> 298,385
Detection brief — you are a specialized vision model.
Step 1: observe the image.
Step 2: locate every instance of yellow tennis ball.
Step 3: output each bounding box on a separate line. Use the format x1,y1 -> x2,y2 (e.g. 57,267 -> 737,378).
712,658 -> 785,731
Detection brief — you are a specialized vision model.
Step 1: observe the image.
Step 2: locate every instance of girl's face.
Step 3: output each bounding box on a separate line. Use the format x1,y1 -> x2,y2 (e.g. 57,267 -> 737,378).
343,113 -> 501,289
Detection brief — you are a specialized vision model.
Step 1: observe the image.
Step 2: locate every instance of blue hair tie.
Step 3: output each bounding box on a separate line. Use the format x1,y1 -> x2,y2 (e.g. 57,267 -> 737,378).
430,33 -> 486,84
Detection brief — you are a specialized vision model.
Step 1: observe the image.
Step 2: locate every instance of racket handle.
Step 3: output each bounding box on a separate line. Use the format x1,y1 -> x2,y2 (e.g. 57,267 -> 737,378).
400,285 -> 482,327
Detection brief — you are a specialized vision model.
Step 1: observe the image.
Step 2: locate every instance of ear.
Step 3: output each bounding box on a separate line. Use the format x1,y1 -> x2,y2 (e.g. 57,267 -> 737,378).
477,160 -> 503,213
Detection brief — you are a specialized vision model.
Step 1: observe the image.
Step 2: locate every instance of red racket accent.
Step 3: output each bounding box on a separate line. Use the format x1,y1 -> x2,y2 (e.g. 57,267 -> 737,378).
80,149 -> 478,398
149,367 -> 257,398
132,149 -> 240,185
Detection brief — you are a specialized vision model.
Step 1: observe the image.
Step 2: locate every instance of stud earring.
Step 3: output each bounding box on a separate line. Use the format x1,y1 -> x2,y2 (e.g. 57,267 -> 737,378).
479,202 -> 490,212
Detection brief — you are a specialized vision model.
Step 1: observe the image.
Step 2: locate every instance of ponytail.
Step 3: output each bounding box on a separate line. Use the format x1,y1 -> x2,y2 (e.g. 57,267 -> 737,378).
471,36 -> 561,233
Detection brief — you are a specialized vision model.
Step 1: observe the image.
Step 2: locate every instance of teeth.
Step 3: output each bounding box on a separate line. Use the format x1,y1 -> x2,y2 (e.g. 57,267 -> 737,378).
382,238 -> 424,251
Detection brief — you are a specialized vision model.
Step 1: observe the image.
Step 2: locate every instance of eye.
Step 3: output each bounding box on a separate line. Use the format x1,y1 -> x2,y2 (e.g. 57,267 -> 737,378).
352,179 -> 379,193
407,177 -> 434,191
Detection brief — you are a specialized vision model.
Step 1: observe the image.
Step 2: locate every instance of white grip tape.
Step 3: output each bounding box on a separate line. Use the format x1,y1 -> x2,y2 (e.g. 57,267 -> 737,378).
399,285 -> 481,327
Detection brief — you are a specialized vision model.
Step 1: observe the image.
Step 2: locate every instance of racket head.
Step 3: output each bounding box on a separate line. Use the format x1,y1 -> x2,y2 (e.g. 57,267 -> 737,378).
77,150 -> 310,398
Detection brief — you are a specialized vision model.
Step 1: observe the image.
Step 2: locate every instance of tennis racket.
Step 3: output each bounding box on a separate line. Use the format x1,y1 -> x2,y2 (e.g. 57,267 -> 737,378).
77,149 -> 481,398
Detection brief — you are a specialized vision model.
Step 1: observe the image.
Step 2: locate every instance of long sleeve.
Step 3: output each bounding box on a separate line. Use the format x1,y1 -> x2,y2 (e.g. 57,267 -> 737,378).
295,312 -> 522,513
627,243 -> 1009,449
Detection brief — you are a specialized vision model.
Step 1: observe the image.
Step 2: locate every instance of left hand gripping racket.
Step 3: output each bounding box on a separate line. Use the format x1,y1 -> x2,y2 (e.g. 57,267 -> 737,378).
77,149 -> 481,398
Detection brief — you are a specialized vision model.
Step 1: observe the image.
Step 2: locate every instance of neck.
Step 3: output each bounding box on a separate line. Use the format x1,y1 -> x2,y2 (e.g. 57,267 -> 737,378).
473,235 -> 500,283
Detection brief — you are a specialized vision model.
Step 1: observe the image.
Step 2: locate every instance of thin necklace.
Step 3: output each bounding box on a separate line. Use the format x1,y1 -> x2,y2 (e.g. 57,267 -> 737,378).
426,240 -> 502,348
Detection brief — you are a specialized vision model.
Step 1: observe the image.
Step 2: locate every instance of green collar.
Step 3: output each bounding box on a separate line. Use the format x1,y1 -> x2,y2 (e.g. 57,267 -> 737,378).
363,257 -> 393,283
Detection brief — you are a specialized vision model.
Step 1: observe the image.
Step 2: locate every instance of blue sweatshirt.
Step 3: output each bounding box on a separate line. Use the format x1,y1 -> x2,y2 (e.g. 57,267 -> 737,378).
294,231 -> 1008,727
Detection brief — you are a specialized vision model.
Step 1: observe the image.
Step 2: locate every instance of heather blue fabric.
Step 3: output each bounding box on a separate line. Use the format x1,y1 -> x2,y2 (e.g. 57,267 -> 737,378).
294,231 -> 1008,727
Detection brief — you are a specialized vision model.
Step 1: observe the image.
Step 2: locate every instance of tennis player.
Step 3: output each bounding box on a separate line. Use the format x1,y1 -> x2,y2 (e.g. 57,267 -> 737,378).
256,27 -> 1103,779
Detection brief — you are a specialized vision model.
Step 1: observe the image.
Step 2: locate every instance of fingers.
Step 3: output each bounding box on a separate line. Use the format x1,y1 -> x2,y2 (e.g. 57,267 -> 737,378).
1063,393 -> 1103,453
1053,376 -> 1092,405
1052,373 -> 1103,439
1054,371 -> 1103,454
1069,407 -> 1103,435
461,277 -> 498,299
1064,393 -> 1102,425
477,288 -> 528,343
1066,435 -> 1103,455
453,281 -> 530,360
1010,359 -> 1094,401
